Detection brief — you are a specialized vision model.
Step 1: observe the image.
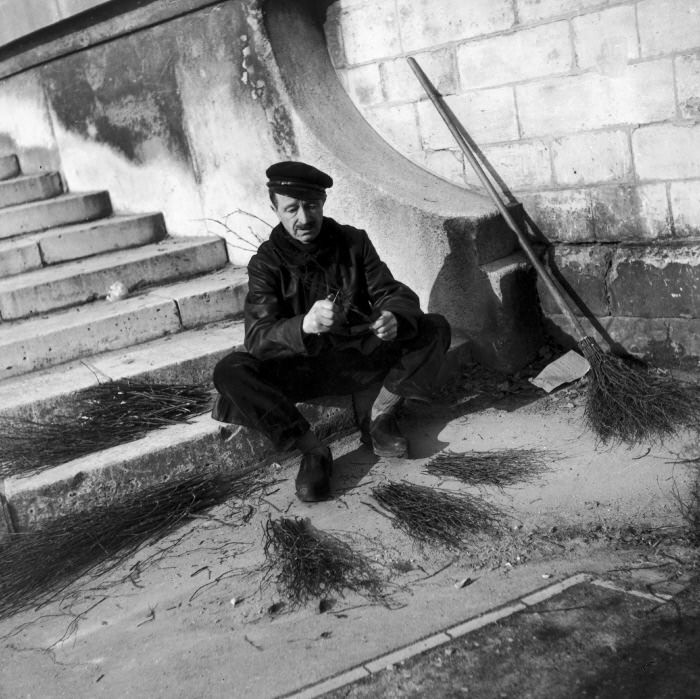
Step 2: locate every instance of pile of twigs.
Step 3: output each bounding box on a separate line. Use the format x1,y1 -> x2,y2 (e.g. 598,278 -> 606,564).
0,381 -> 212,477
425,449 -> 548,488
581,338 -> 700,445
262,516 -> 383,606
0,468 -> 267,619
372,482 -> 504,549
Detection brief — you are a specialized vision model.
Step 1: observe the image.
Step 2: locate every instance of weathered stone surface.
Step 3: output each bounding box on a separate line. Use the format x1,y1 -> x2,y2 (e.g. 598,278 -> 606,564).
638,0 -> 700,57
464,140 -> 552,190
397,0 -> 514,52
0,154 -> 19,181
456,20 -> 571,89
608,245 -> 700,318
0,171 -> 62,208
633,123 -> 700,181
676,53 -> 700,119
517,0 -> 603,23
552,130 -> 632,187
543,312 -> 700,369
670,181 -> 700,236
520,190 -> 594,243
539,244 -> 613,317
572,5 -> 639,72
517,61 -> 675,138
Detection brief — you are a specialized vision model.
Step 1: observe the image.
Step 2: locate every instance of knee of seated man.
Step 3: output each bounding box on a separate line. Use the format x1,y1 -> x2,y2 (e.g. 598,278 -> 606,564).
420,313 -> 452,349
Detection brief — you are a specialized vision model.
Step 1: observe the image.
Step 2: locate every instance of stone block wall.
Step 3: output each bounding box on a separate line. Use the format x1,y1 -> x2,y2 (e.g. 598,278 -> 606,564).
326,0 -> 700,368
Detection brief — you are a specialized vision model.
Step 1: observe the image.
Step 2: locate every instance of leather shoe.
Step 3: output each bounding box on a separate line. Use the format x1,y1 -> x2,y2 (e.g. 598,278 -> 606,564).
368,414 -> 408,458
295,448 -> 333,502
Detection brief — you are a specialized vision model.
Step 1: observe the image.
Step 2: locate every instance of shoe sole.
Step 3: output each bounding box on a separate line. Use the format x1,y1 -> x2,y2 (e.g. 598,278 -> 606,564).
372,446 -> 408,458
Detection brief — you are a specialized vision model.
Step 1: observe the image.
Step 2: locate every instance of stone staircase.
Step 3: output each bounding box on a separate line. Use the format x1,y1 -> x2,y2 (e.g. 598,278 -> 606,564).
0,155 -> 357,537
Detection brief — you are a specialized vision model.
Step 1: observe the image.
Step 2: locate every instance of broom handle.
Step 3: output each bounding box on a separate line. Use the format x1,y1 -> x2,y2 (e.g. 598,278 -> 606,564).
407,57 -> 587,338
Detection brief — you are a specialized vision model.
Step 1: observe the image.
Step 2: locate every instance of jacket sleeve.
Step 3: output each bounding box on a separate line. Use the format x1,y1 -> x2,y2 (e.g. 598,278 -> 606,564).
360,231 -> 423,338
243,254 -> 317,360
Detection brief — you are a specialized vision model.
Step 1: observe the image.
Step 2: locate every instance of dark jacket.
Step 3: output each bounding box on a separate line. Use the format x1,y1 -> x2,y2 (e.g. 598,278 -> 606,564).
244,217 -> 423,360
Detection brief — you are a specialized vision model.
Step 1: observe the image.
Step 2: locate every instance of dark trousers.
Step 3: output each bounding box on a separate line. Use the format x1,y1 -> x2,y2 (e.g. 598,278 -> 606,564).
212,313 -> 451,451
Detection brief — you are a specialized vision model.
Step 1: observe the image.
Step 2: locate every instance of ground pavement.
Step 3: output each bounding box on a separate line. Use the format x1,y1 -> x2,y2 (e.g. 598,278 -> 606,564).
0,364 -> 698,698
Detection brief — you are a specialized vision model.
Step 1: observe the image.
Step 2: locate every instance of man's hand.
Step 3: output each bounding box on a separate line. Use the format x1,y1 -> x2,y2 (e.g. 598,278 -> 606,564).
303,299 -> 343,334
370,310 -> 398,341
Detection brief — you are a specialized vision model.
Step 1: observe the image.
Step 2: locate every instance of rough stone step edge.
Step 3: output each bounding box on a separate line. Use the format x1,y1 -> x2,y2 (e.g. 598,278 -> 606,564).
0,171 -> 62,209
0,317 -> 249,420
0,265 -> 248,382
0,213 -> 168,277
0,191 -> 112,238
1,338 -> 471,535
0,234 -> 229,321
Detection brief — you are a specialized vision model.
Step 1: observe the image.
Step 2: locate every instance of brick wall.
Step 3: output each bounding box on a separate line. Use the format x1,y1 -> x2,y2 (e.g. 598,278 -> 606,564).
326,0 -> 700,368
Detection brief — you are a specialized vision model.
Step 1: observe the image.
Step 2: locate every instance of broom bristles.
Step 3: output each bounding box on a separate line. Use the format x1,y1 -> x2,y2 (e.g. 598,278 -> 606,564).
0,380 -> 212,477
580,337 -> 700,445
262,516 -> 383,606
425,449 -> 548,488
0,468 -> 268,619
372,481 -> 504,549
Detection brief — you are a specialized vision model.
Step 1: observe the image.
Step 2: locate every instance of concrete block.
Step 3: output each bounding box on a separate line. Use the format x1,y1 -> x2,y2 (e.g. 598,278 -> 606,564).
670,180 -> 700,236
0,237 -> 227,320
346,63 -> 383,107
38,213 -> 167,264
517,0 -> 603,23
0,295 -> 182,380
397,0 -> 514,52
676,53 -> 700,119
365,103 -> 422,155
477,252 -> 544,372
0,154 -> 19,181
0,171 -> 62,208
637,183 -> 673,239
572,6 -> 639,73
456,21 -> 571,90
417,87 -> 518,149
539,244 -> 613,317
633,123 -> 700,181
0,191 -> 112,238
464,140 -> 552,190
638,0 -> 700,57
339,0 -> 400,63
0,237 -> 42,277
381,48 -> 456,103
552,130 -> 632,186
517,60 -> 675,137
521,189 -> 594,242
608,245 -> 700,318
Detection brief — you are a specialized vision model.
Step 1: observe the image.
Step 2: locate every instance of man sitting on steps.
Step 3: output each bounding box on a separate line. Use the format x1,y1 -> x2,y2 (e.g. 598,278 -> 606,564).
212,161 -> 451,502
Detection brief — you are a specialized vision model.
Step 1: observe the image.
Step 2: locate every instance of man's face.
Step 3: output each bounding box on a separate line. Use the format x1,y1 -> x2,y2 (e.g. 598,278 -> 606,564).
272,193 -> 325,244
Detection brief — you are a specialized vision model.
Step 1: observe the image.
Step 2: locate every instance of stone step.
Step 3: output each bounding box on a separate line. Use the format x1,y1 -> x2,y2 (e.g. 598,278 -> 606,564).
0,265 -> 248,381
0,214 -> 167,277
0,213 -> 168,278
0,191 -> 112,239
0,235 -> 228,320
0,317 -> 247,420
0,154 -> 20,181
0,171 -> 62,209
3,398 -> 356,532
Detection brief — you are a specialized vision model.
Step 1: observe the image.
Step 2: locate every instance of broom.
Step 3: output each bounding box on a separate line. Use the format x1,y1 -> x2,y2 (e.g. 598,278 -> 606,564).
261,516 -> 383,606
0,466 -> 271,619
408,57 -> 700,445
0,380 -> 213,477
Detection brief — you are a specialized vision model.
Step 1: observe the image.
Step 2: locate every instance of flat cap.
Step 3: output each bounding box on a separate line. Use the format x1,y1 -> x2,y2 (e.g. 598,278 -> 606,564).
266,161 -> 333,199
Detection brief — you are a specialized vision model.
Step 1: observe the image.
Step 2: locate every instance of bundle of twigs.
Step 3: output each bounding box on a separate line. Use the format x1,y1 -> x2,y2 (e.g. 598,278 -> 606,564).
262,516 -> 383,606
0,468 -> 267,619
0,380 -> 212,477
409,57 -> 700,447
372,482 -> 504,549
425,449 -> 548,488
